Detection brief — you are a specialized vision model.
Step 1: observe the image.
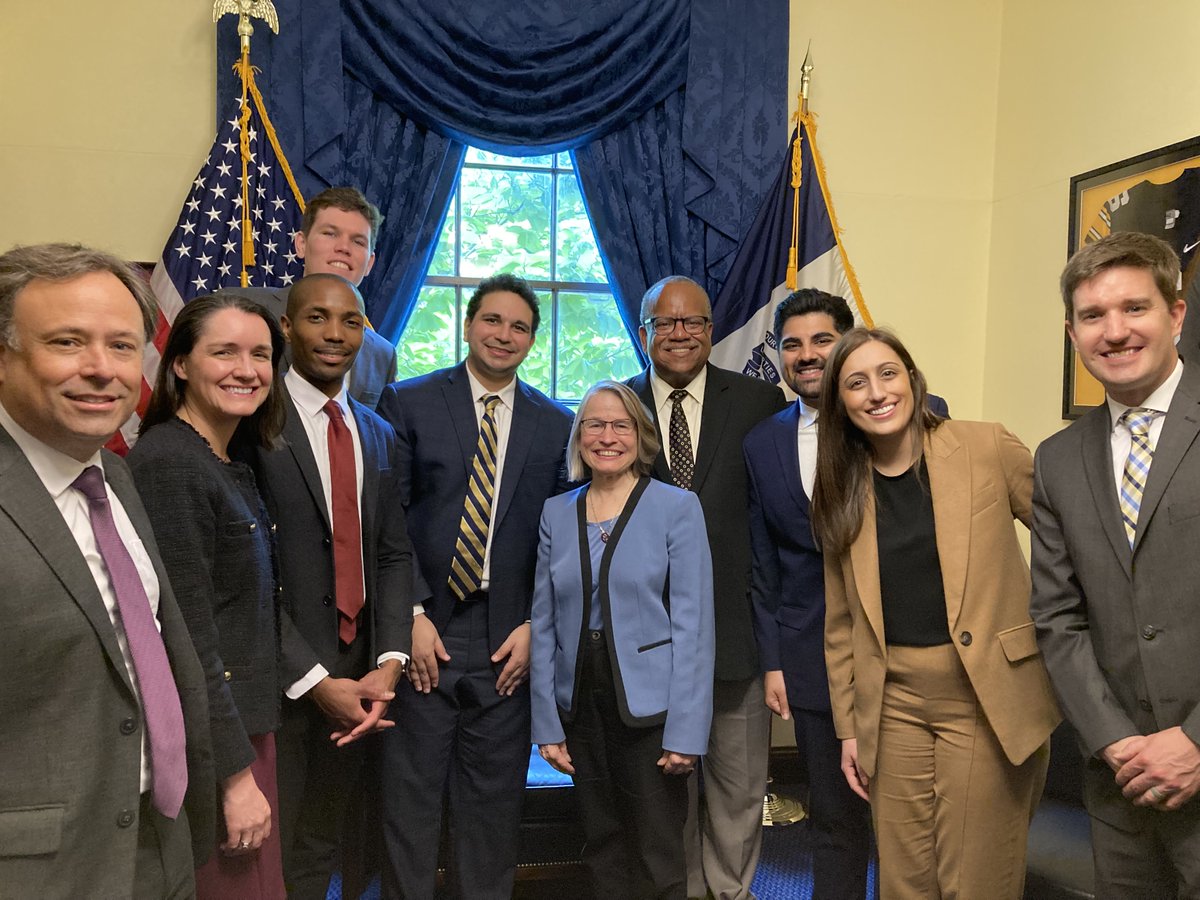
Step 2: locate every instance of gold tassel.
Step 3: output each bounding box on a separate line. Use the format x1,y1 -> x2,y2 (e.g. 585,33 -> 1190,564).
236,48 -> 256,287
786,119 -> 803,290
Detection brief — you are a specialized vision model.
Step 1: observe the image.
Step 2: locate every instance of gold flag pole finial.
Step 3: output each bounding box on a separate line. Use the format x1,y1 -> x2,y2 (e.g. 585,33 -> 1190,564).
213,0 -> 280,53
799,42 -> 813,118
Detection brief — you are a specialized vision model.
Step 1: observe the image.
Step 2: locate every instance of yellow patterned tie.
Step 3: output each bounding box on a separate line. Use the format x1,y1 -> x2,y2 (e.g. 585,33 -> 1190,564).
448,395 -> 502,600
1118,407 -> 1161,547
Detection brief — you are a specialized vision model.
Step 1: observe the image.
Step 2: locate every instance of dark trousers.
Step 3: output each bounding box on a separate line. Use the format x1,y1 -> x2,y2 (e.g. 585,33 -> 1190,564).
275,635 -> 370,900
565,630 -> 688,900
381,599 -> 531,900
134,794 -> 195,900
791,707 -> 873,900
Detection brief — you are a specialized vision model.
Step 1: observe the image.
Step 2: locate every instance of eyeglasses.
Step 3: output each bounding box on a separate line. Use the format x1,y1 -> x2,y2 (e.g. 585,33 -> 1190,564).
643,315 -> 711,336
581,418 -> 636,436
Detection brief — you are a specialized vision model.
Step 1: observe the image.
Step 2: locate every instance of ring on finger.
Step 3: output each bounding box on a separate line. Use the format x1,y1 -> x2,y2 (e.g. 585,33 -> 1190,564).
238,840 -> 250,849
1149,786 -> 1164,802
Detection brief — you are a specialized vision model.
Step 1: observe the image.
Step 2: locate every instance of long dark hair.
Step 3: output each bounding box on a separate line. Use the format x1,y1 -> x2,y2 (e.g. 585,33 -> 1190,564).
139,294 -> 287,449
810,328 -> 942,555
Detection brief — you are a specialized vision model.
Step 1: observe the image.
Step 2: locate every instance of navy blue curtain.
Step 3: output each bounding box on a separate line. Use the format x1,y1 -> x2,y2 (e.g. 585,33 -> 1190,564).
218,0 -> 787,345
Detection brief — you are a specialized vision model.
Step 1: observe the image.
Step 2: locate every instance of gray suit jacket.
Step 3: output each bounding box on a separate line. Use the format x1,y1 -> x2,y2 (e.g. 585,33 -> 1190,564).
1031,361 -> 1200,824
0,426 -> 215,898
225,285 -> 398,410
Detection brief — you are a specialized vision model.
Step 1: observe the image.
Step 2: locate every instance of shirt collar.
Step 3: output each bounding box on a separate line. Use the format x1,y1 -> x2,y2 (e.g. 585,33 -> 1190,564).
650,365 -> 708,409
464,365 -> 517,409
285,368 -> 351,419
1106,358 -> 1184,432
0,400 -> 102,499
796,397 -> 819,428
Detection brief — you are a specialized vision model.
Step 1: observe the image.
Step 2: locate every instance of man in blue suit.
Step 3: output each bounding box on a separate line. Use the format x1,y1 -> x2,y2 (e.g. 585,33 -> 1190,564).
744,290 -> 948,900
377,273 -> 573,899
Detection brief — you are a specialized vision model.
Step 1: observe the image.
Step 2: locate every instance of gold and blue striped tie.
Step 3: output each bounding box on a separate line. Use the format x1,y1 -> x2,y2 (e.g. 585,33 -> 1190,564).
1118,407 -> 1161,547
448,394 -> 501,600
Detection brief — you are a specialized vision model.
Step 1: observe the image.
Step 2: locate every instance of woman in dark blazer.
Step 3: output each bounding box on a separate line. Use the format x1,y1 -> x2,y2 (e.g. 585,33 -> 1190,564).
810,328 -> 1060,900
531,379 -> 714,900
128,294 -> 287,898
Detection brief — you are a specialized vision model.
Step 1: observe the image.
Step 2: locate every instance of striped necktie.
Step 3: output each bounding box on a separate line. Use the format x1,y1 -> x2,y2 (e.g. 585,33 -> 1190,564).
448,394 -> 501,600
1118,407 -> 1162,547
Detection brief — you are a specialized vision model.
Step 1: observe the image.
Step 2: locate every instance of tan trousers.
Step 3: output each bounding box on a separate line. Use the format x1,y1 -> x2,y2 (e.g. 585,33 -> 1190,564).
872,643 -> 1048,900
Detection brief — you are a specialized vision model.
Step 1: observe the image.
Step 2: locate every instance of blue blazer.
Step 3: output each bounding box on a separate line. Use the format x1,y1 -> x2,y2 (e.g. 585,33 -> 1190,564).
744,393 -> 950,712
531,478 -> 715,756
378,363 -> 573,652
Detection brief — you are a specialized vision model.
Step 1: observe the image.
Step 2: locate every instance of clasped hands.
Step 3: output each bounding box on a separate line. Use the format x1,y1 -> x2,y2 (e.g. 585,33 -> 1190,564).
1103,726 -> 1200,812
311,658 -> 405,747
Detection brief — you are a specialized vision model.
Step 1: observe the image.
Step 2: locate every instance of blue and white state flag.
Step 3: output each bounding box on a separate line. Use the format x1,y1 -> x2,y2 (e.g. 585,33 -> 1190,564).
114,82 -> 305,451
710,118 -> 870,397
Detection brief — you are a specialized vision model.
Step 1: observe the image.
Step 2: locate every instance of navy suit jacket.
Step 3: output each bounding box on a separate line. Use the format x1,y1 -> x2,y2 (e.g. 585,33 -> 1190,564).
628,364 -> 787,681
377,363 -> 573,652
530,478 -> 714,755
744,392 -> 950,713
254,391 -> 414,683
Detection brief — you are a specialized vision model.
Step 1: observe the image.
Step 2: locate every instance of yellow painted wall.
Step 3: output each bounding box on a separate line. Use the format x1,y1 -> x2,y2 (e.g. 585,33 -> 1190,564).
0,1 -> 215,260
6,0 -> 1199,451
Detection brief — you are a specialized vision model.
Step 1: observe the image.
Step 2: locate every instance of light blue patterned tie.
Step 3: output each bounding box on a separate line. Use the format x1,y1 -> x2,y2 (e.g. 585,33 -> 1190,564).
1118,408 -> 1162,547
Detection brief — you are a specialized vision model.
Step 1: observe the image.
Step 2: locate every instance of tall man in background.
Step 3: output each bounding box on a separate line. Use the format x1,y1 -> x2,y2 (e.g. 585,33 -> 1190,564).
232,186 -> 398,409
1032,232 -> 1200,898
254,273 -> 414,898
377,273 -> 573,899
743,289 -> 872,900
0,243 -> 214,898
628,275 -> 787,900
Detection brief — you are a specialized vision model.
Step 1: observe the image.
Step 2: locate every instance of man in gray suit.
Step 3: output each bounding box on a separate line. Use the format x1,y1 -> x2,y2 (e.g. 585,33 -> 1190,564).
0,243 -> 214,897
1032,231 -> 1200,898
231,186 -> 398,409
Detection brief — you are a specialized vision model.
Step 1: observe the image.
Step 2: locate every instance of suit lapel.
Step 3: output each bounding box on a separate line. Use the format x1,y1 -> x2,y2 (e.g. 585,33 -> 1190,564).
0,431 -> 133,692
443,364 -> 479,480
1079,405 -> 1132,574
630,369 -> 673,483
282,393 -> 332,529
1135,368 -> 1200,554
349,397 -> 381,538
770,404 -> 808,513
849,491 -> 886,651
691,365 -> 729,492
924,427 -> 970,628
494,380 -> 538,528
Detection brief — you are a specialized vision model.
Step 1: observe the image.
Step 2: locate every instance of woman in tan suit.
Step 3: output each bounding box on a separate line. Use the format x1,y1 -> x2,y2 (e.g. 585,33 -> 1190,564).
811,328 -> 1059,899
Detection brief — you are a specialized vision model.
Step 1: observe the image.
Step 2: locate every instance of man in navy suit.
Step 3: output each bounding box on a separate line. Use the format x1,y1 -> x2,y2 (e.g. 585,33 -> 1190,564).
744,290 -> 949,900
377,273 -> 573,899
253,273 -> 414,898
627,275 -> 788,900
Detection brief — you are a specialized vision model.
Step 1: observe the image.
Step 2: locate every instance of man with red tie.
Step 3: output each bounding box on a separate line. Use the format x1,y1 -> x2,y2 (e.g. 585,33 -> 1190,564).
253,273 -> 415,899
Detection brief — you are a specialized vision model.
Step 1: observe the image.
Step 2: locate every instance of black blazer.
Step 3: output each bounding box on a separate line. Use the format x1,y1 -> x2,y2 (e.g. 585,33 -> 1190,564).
628,364 -> 787,681
128,418 -> 280,780
378,363 -> 573,652
255,391 -> 414,683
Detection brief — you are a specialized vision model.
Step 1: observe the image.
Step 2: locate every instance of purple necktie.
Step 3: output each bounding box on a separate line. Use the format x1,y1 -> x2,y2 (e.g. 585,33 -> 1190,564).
72,466 -> 188,818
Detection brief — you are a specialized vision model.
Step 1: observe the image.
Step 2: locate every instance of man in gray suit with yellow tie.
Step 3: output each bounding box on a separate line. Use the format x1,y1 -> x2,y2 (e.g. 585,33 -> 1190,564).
0,243 -> 214,897
1032,232 -> 1200,898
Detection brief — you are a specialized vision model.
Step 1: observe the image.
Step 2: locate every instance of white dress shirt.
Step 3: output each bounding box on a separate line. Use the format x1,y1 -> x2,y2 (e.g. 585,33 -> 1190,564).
650,366 -> 707,469
0,401 -> 157,792
1106,359 -> 1183,504
795,398 -> 819,499
284,370 -> 407,699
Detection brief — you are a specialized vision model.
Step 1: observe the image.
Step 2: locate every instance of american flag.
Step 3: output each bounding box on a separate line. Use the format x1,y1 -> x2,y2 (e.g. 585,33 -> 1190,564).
112,92 -> 305,452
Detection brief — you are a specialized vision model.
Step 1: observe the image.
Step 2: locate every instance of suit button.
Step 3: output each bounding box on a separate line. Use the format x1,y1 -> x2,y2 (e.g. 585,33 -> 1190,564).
224,670 -> 233,682
1139,699 -> 1153,711
271,523 -> 277,533
323,595 -> 333,607
117,809 -> 135,828
276,586 -> 284,597
249,522 -> 257,532
1141,625 -> 1157,640
959,631 -> 973,646
119,718 -> 137,735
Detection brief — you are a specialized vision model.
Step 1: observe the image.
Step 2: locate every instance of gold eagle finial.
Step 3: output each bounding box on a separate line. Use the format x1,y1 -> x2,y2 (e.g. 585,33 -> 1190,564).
213,0 -> 280,51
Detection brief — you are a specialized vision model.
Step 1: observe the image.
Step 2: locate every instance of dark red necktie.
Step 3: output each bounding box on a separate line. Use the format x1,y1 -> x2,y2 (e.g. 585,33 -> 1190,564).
323,400 -> 365,644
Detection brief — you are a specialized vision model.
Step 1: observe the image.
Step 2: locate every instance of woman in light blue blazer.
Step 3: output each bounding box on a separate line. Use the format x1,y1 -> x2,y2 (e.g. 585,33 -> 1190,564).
532,380 -> 714,899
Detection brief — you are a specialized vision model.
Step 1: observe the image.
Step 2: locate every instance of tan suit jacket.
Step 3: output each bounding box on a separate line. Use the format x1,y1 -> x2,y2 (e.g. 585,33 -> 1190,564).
824,419 -> 1060,777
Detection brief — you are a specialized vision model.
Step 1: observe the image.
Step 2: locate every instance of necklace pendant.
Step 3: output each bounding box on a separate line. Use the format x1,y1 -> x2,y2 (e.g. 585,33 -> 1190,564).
600,531 -> 610,543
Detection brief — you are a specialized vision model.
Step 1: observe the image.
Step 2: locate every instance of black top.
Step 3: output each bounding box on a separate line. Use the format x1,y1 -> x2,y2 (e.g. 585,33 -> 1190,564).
873,459 -> 951,647
128,417 -> 280,780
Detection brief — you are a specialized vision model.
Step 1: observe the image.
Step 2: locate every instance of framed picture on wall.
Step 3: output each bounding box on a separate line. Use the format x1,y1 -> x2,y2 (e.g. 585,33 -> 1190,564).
1065,134 -> 1200,418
